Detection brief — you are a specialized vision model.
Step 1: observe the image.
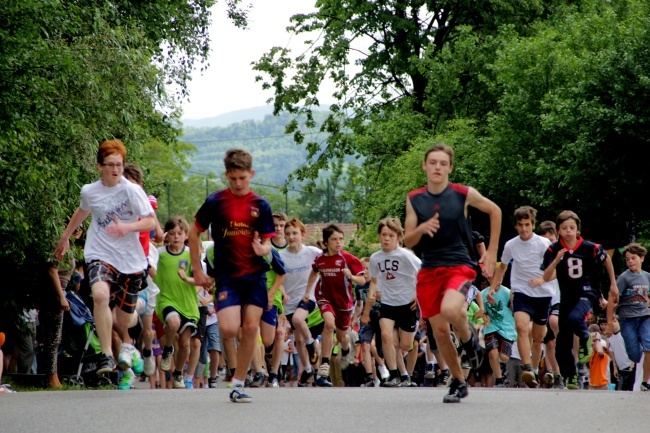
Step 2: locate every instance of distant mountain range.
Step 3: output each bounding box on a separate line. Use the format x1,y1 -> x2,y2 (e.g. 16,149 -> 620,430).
181,106 -> 277,129
180,107 -> 332,186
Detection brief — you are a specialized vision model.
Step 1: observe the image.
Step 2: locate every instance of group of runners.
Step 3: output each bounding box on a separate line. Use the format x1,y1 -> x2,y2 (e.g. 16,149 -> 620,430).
49,140 -> 649,404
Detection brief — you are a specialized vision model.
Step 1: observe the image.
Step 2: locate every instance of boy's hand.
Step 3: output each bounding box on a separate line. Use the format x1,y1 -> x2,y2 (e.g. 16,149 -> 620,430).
554,248 -> 567,262
528,277 -> 544,288
479,250 -> 497,278
419,213 -> 440,238
178,268 -> 188,282
251,232 -> 267,256
192,267 -> 211,288
487,286 -> 498,304
267,293 -> 274,311
360,314 -> 370,326
59,294 -> 70,312
106,216 -> 129,239
54,238 -> 70,261
609,283 -> 619,303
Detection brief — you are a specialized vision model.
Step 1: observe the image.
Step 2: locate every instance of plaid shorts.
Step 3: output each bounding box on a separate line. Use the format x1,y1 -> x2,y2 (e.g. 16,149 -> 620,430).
87,260 -> 146,314
484,331 -> 514,357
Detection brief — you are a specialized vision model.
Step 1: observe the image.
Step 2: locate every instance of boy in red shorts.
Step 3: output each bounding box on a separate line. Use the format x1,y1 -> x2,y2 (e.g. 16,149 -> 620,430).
404,143 -> 501,403
304,224 -> 366,386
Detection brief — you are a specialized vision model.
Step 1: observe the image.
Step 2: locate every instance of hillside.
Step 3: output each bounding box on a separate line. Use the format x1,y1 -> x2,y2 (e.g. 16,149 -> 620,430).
181,106 -> 276,129
181,110 -> 331,186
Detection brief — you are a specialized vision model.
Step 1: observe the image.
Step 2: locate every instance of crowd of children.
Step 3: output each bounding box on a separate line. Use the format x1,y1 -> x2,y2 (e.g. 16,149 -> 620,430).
2,142 -> 649,404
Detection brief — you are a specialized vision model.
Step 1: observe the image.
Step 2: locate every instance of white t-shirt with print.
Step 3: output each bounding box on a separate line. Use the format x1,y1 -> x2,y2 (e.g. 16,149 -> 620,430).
369,247 -> 421,306
81,177 -> 154,274
280,245 -> 322,315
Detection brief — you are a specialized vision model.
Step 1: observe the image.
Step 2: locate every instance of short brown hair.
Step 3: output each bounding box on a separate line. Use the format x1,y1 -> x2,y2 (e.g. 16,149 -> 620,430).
556,210 -> 581,234
97,139 -> 126,165
285,216 -> 306,235
622,242 -> 647,258
164,216 -> 190,234
273,212 -> 288,222
224,148 -> 252,171
322,223 -> 344,244
513,206 -> 537,225
377,217 -> 404,236
537,220 -> 557,237
123,162 -> 143,185
424,143 -> 454,166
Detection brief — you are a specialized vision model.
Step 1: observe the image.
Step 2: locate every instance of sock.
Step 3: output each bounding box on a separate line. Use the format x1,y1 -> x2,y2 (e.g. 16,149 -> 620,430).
142,348 -> 152,358
231,378 -> 245,388
366,372 -> 374,381
230,368 -> 236,377
304,365 -> 312,373
495,377 -> 504,385
306,336 -> 314,345
341,347 -> 350,357
389,369 -> 400,379
523,364 -> 533,372
173,369 -> 182,377
268,372 -> 277,380
185,374 -> 193,382
322,357 -> 330,366
426,362 -> 435,370
533,368 -> 538,375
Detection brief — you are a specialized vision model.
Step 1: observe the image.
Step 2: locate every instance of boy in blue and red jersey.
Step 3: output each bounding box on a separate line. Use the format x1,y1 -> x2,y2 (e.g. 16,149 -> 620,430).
542,210 -> 618,390
404,143 -> 501,403
188,148 -> 275,403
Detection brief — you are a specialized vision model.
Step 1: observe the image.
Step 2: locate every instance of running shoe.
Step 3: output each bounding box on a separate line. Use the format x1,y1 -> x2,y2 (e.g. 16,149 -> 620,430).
315,375 -> 333,387
493,380 -> 508,388
437,369 -> 450,387
306,341 -> 318,365
144,354 -> 156,376
117,343 -> 135,371
298,370 -> 312,387
361,376 -> 376,387
131,349 -> 144,374
443,378 -> 468,403
423,369 -> 436,387
338,346 -> 355,370
565,375 -> 580,390
185,378 -> 194,389
97,354 -> 116,375
230,386 -> 252,403
377,364 -> 390,381
521,370 -> 539,388
160,346 -> 174,372
641,382 -> 650,392
266,376 -> 280,388
208,377 -> 218,389
543,371 -> 554,387
117,368 -> 135,390
380,376 -> 401,387
172,373 -> 185,389
0,384 -> 15,394
461,325 -> 484,370
401,376 -> 417,387
552,374 -> 565,389
250,372 -> 267,388
578,335 -> 593,364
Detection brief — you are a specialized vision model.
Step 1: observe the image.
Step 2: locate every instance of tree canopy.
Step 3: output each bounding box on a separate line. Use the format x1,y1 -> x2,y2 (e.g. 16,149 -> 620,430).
254,0 -> 650,248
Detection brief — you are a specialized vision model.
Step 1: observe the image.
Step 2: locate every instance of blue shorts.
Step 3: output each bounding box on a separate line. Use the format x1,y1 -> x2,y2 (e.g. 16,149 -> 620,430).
618,315 -> 650,363
512,292 -> 552,326
261,305 -> 278,327
216,272 -> 267,310
205,322 -> 221,352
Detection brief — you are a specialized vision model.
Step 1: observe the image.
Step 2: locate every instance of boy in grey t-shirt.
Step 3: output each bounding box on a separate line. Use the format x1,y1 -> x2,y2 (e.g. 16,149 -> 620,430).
606,243 -> 650,391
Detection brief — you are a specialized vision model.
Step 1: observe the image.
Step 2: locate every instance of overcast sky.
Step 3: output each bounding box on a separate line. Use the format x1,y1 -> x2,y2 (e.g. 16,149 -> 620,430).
181,1 -> 330,120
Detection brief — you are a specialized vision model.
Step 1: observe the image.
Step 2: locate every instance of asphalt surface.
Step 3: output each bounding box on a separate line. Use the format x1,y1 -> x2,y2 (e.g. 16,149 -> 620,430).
0,385 -> 647,433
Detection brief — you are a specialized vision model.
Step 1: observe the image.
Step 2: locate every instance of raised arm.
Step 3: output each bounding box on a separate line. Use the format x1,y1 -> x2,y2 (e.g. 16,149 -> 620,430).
465,187 -> 501,278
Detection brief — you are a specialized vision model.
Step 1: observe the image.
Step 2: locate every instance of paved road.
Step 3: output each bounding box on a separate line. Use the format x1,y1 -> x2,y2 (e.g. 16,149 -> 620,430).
0,386 -> 647,433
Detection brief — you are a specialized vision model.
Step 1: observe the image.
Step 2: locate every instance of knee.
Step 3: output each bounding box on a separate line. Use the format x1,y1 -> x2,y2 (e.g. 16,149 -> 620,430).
178,337 -> 191,353
240,321 -> 258,338
323,320 -> 335,334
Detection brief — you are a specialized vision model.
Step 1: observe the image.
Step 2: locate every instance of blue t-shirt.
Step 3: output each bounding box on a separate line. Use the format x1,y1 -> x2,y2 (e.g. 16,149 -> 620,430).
481,285 -> 516,341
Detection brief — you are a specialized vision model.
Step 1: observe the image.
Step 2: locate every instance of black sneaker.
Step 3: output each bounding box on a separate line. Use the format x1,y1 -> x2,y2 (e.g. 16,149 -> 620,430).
208,377 -> 218,389
640,382 -> 650,392
306,341 -> 318,365
443,378 -> 469,403
380,376 -> 401,387
361,376 -> 376,387
437,369 -> 450,387
315,375 -> 333,387
462,325 -> 484,370
97,354 -> 116,375
250,372 -> 267,388
298,370 -> 312,387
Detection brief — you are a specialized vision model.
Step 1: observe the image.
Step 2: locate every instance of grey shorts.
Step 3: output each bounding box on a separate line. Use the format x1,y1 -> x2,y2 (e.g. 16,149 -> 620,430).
205,322 -> 221,352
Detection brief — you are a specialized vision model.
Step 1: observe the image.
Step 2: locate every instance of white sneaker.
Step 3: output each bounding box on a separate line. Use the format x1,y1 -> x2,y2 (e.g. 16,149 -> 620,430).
160,346 -> 174,372
144,354 -> 156,376
173,373 -> 185,389
377,364 -> 390,381
317,363 -> 330,377
118,343 -> 135,370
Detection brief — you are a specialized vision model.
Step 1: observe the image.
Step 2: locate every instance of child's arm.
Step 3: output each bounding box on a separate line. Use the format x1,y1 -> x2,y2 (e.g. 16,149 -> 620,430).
47,266 -> 70,312
543,249 -> 567,282
342,267 -> 365,286
603,254 -> 619,303
474,291 -> 485,320
106,214 -> 156,239
268,274 -> 285,310
303,270 -> 319,303
54,208 -> 91,261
